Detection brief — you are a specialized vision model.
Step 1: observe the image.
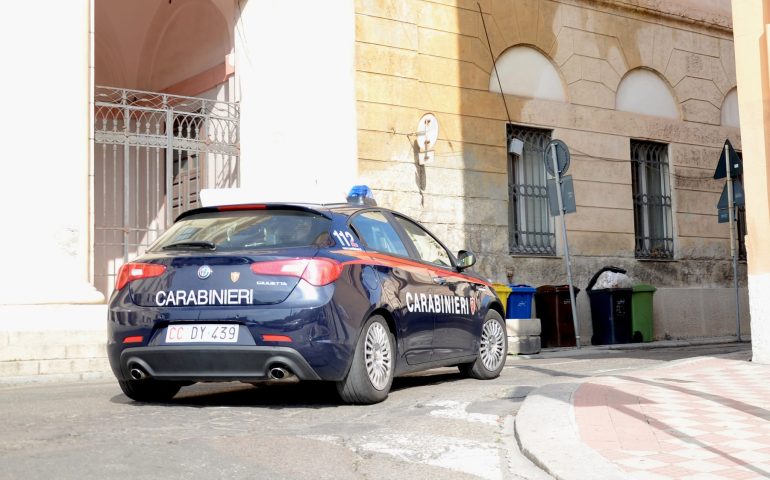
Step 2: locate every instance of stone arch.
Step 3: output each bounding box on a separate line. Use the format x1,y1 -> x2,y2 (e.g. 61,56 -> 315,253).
137,0 -> 232,91
721,88 -> 740,128
488,45 -> 567,102
616,68 -> 679,119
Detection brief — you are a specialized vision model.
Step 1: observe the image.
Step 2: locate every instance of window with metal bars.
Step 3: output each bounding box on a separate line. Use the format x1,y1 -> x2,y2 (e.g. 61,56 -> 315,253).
631,140 -> 674,259
507,125 -> 555,255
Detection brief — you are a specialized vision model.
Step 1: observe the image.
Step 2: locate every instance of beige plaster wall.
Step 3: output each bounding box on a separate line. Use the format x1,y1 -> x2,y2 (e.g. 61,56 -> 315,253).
355,0 -> 745,339
236,0 -> 359,203
0,0 -> 102,305
731,0 -> 770,361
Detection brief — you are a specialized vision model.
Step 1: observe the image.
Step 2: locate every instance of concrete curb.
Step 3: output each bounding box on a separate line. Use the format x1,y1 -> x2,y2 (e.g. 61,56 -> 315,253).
514,382 -> 626,480
516,335 -> 750,359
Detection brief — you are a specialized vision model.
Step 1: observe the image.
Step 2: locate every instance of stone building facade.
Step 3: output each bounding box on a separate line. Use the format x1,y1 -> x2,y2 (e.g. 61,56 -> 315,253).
354,0 -> 747,341
0,0 -> 748,381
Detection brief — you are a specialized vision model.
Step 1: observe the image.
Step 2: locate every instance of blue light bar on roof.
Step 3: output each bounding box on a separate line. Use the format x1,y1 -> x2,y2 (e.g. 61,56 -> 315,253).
346,185 -> 377,206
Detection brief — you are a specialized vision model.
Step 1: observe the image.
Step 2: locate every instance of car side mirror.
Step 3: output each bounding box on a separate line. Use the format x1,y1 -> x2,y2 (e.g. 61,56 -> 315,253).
456,250 -> 476,271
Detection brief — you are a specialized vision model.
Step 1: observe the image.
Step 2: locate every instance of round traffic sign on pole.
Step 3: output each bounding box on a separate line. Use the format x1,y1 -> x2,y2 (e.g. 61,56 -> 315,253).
544,139 -> 570,176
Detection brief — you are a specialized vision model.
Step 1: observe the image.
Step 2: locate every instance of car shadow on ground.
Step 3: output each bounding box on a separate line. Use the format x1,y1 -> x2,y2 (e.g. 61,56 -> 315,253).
390,368 -> 466,392
110,368 -> 471,409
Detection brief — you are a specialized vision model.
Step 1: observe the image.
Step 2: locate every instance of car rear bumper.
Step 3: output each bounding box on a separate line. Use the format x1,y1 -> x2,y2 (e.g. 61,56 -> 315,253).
117,345 -> 323,382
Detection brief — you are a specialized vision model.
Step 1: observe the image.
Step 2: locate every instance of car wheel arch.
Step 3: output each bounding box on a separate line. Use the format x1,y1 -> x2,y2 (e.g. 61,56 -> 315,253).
369,307 -> 398,342
365,307 -> 401,359
487,300 -> 505,322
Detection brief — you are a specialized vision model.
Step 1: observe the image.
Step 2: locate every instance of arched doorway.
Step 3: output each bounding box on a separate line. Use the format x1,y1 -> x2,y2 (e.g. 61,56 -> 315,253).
93,0 -> 240,296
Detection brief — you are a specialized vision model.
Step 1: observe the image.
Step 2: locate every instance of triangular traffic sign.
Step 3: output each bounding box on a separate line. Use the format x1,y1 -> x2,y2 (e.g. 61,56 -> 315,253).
714,139 -> 742,179
717,179 -> 746,210
733,179 -> 745,206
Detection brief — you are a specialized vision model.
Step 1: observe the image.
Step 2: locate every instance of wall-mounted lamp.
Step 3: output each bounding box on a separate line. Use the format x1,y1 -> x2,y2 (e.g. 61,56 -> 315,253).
416,113 -> 439,165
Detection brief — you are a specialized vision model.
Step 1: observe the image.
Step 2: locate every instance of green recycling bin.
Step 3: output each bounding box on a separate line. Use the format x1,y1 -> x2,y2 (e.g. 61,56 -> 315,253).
631,284 -> 656,342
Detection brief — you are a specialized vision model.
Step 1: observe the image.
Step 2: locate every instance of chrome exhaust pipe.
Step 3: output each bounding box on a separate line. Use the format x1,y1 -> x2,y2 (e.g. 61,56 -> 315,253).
130,367 -> 147,380
269,367 -> 291,380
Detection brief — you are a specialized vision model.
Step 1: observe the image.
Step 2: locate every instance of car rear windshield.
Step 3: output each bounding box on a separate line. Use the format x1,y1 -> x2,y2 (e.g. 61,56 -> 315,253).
149,210 -> 332,252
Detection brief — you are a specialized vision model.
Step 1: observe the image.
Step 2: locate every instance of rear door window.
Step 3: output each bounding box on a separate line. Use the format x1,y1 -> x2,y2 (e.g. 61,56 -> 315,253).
150,210 -> 332,252
350,211 -> 409,257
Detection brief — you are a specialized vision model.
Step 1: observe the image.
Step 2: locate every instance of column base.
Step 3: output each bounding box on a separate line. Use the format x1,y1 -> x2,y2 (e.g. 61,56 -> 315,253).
0,277 -> 104,305
750,273 -> 770,364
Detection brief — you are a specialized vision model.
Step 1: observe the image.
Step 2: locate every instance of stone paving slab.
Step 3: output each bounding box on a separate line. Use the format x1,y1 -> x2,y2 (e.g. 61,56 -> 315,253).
572,352 -> 770,480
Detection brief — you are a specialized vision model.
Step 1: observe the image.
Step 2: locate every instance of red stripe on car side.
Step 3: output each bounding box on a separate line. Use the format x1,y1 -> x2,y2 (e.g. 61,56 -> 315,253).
332,250 -> 492,288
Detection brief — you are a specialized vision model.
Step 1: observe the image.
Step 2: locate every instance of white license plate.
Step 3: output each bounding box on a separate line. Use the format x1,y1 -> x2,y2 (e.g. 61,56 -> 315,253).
165,324 -> 240,343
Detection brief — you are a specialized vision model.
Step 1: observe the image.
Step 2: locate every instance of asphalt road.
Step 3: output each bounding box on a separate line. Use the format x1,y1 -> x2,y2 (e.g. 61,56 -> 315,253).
0,343 -> 750,480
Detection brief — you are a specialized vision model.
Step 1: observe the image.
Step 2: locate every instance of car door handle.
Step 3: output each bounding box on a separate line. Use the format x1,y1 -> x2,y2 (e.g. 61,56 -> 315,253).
433,276 -> 447,285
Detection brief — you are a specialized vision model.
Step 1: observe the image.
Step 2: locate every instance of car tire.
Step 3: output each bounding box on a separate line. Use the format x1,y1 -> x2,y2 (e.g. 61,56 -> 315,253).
336,315 -> 395,404
459,310 -> 507,380
118,379 -> 183,402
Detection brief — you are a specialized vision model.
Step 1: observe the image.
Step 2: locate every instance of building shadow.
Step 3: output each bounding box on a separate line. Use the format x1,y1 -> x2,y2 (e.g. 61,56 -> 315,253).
543,372 -> 770,477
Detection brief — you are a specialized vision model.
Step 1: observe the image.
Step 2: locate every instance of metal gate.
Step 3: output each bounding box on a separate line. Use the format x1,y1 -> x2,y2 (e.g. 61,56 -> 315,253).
93,86 -> 240,296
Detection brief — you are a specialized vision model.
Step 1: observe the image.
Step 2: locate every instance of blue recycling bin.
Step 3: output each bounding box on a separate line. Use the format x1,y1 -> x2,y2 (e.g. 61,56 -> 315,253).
507,284 -> 536,318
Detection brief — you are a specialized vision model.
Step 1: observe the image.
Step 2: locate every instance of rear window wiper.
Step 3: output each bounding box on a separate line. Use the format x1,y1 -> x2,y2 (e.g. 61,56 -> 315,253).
161,240 -> 216,250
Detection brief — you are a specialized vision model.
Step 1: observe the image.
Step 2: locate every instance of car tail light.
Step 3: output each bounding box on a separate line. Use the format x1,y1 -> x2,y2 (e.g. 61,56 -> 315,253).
115,263 -> 167,291
250,258 -> 343,286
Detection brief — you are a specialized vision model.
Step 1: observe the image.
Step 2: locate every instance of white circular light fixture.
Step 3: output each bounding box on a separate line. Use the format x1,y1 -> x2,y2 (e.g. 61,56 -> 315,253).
416,113 -> 439,164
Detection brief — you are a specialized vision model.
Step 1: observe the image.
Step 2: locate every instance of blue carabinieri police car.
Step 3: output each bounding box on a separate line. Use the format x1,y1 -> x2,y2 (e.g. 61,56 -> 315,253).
108,188 -> 507,404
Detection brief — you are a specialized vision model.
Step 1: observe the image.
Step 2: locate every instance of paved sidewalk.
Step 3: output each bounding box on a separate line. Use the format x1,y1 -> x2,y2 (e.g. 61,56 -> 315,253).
516,348 -> 769,480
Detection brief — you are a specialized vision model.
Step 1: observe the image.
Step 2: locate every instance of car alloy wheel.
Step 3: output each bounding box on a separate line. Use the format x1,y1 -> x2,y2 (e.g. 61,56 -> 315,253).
479,318 -> 505,372
337,315 -> 395,404
365,321 -> 392,390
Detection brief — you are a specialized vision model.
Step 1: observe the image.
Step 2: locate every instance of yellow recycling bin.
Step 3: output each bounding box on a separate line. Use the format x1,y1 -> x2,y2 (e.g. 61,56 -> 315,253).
492,283 -> 513,317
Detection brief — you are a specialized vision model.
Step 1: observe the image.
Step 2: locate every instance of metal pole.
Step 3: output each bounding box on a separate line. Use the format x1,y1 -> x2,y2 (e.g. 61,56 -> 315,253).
551,149 -> 581,348
122,90 -> 130,264
165,98 -> 174,228
725,143 -> 741,341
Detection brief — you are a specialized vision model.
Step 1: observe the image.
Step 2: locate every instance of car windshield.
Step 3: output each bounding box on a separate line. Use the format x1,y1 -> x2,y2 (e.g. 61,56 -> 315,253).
150,210 -> 332,252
